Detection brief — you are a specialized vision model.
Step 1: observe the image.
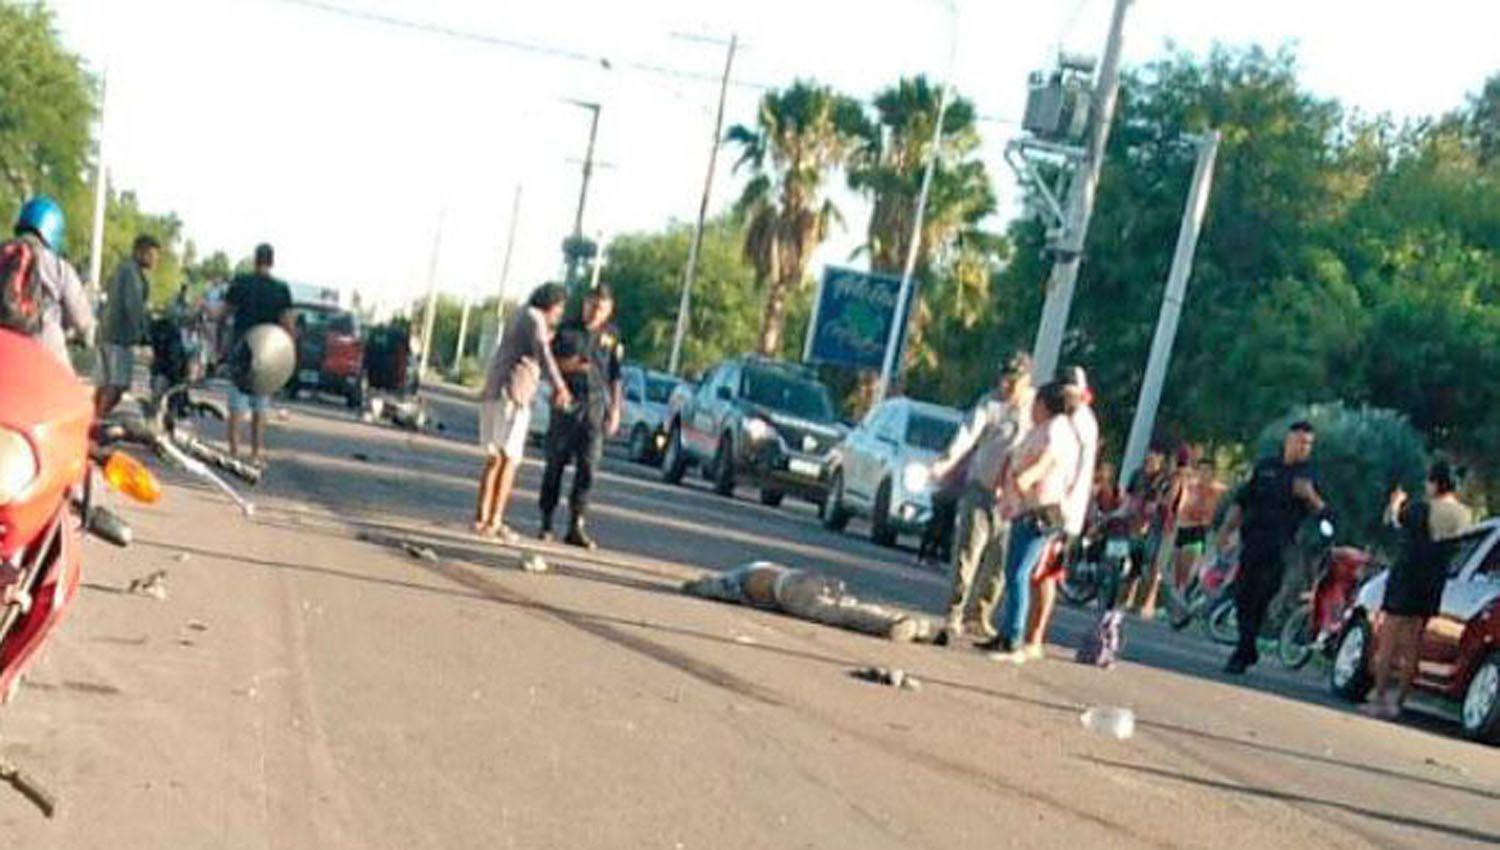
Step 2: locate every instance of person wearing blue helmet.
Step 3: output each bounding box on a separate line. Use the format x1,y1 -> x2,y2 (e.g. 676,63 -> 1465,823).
9,195 -> 94,369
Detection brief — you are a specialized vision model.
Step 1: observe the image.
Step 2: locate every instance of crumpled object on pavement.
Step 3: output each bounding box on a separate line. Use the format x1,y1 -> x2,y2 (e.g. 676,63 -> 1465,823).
682,561 -> 932,643
127,570 -> 168,601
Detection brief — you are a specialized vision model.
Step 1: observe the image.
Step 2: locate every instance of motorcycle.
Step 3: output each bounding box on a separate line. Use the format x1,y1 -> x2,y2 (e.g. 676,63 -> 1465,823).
1060,511 -> 1136,610
0,327 -> 272,816
1277,541 -> 1372,670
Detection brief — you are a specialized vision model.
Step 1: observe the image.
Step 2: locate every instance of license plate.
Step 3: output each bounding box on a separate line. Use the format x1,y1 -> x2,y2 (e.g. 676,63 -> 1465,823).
1105,539 -> 1130,559
298,369 -> 320,385
788,458 -> 822,478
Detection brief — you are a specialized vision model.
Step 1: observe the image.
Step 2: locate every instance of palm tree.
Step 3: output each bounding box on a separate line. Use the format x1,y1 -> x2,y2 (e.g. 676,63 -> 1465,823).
728,81 -> 870,356
847,76 -> 997,374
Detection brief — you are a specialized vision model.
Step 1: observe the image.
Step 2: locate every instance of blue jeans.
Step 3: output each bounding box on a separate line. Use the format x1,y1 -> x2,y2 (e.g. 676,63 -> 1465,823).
998,515 -> 1058,646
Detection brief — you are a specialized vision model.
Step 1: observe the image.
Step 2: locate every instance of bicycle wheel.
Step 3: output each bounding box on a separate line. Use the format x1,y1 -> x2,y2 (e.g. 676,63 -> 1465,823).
1277,604 -> 1315,670
1206,596 -> 1239,646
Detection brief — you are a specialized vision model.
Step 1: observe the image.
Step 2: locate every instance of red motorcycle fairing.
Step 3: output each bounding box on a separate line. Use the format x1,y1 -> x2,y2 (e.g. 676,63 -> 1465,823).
0,509 -> 81,703
0,329 -> 93,559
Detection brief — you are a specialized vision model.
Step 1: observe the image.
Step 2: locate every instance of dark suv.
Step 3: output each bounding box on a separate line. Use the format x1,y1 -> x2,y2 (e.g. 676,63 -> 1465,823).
660,356 -> 845,507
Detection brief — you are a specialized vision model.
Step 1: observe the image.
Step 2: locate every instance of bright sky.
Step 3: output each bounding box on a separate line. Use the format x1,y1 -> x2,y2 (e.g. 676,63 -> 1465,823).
48,0 -> 1500,318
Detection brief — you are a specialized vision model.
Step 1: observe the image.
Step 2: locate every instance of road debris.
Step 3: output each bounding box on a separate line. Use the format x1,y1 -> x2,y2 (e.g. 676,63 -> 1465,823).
853,666 -> 922,691
682,561 -> 933,642
126,570 -> 168,601
519,552 -> 549,573
172,552 -> 191,563
186,620 -> 208,632
403,543 -> 440,563
0,757 -> 57,817
1079,706 -> 1136,740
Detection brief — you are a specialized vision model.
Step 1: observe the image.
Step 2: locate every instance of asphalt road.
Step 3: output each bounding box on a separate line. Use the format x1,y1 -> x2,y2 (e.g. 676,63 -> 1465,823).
4,381 -> 1499,848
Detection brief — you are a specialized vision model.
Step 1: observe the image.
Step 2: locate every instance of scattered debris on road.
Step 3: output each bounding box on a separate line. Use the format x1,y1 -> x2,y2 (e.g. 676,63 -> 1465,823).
853,666 -> 922,691
403,542 -> 440,563
519,552 -> 549,573
732,634 -> 758,645
1079,706 -> 1136,740
0,756 -> 57,817
682,561 -> 933,642
172,552 -> 191,563
126,570 -> 168,601
186,620 -> 208,632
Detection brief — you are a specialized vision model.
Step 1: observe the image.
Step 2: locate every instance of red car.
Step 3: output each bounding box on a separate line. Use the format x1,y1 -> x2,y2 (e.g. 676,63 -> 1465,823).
1330,517 -> 1500,743
288,303 -> 367,408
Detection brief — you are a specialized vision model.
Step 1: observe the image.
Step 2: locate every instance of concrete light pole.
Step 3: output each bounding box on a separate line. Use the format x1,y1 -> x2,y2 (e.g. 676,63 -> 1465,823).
86,69 -> 109,294
416,208 -> 445,379
1029,0 -> 1131,382
1119,131 -> 1220,487
563,101 -> 601,291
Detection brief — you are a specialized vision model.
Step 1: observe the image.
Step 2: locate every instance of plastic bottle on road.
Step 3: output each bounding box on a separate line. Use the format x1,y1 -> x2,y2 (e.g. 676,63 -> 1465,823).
1079,706 -> 1135,740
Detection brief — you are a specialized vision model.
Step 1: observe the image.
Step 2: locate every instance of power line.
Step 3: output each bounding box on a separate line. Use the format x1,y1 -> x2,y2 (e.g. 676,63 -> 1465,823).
265,0 -> 1020,125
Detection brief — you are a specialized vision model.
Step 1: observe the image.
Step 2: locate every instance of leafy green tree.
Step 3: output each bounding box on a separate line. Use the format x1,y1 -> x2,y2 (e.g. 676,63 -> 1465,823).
0,2 -> 95,253
605,215 -> 809,377
727,81 -> 870,356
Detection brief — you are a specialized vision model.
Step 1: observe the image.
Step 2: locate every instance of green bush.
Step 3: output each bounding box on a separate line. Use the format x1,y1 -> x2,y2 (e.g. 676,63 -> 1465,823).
1254,403 -> 1427,551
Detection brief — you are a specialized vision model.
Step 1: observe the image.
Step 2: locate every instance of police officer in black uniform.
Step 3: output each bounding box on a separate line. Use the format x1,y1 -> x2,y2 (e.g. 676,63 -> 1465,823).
539,284 -> 623,549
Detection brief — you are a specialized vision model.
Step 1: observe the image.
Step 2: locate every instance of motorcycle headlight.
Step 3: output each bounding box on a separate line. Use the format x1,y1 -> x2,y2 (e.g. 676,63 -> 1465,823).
743,416 -> 776,444
901,461 -> 931,494
0,428 -> 38,506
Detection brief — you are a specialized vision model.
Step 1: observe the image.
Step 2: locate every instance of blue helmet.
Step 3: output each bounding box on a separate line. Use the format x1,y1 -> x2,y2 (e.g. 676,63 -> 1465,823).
15,195 -> 65,249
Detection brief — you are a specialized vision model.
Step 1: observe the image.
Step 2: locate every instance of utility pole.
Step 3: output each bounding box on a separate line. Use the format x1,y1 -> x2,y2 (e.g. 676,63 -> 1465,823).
1119,131 -> 1220,487
495,184 -> 522,326
589,229 -> 607,290
86,69 -> 109,294
417,208 -> 445,380
874,81 -> 950,404
562,100 -> 601,292
451,284 -> 472,376
1029,0 -> 1131,382
668,32 -> 738,376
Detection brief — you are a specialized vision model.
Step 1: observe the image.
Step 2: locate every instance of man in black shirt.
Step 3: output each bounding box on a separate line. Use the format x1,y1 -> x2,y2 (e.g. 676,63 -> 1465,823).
1217,420 -> 1327,674
539,285 -> 623,549
221,243 -> 294,464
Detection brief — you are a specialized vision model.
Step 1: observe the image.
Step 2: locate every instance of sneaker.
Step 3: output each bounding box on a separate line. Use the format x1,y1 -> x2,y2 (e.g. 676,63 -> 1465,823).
564,523 -> 597,550
973,636 -> 1008,653
934,626 -> 960,647
1223,655 -> 1250,675
1023,643 -> 1046,661
492,524 -> 519,545
964,619 -> 998,641
988,648 -> 1028,665
538,529 -> 556,543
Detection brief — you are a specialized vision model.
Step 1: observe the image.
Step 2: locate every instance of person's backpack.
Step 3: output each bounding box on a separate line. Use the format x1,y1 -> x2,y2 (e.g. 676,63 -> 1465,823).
1076,609 -> 1124,668
0,236 -> 47,335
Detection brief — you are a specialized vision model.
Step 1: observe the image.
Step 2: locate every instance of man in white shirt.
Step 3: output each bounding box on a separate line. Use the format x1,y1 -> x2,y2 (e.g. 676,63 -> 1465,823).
930,352 -> 1033,645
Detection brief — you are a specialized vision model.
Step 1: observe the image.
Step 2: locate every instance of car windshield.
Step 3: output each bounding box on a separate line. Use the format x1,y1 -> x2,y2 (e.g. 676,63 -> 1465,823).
742,368 -> 834,422
906,413 -> 959,451
1447,528 -> 1492,577
646,377 -> 677,403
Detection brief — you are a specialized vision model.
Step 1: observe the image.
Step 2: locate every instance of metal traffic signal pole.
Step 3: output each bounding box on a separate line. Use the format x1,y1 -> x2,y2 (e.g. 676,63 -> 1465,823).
1029,0 -> 1131,382
1119,130 -> 1220,487
668,33 -> 738,376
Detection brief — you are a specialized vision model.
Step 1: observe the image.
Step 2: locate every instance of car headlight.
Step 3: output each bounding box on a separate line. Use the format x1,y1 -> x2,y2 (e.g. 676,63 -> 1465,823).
0,428 -> 38,506
901,461 -> 931,494
743,416 -> 776,444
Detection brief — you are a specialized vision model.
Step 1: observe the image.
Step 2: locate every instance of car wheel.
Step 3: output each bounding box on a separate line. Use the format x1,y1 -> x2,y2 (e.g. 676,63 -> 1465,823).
1461,651 -> 1500,743
822,471 -> 851,532
712,435 -> 736,497
759,489 -> 784,507
1277,604 -> 1316,670
871,480 -> 897,547
629,425 -> 651,464
1329,615 -> 1374,702
661,423 -> 688,484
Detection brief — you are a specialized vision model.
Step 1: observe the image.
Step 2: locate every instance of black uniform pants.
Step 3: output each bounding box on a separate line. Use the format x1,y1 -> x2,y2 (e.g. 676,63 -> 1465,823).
540,411 -> 605,523
1233,540 -> 1286,663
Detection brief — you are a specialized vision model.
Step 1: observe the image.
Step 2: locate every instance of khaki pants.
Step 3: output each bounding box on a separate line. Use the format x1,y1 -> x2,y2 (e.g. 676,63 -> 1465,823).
946,485 -> 1009,632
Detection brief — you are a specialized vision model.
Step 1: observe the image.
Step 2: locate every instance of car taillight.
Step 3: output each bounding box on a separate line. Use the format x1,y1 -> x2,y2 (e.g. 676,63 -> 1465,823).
0,427 -> 38,506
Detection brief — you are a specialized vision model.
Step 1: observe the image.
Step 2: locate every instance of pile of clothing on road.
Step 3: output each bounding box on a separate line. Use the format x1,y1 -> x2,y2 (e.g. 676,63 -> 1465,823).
682,561 -> 933,643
